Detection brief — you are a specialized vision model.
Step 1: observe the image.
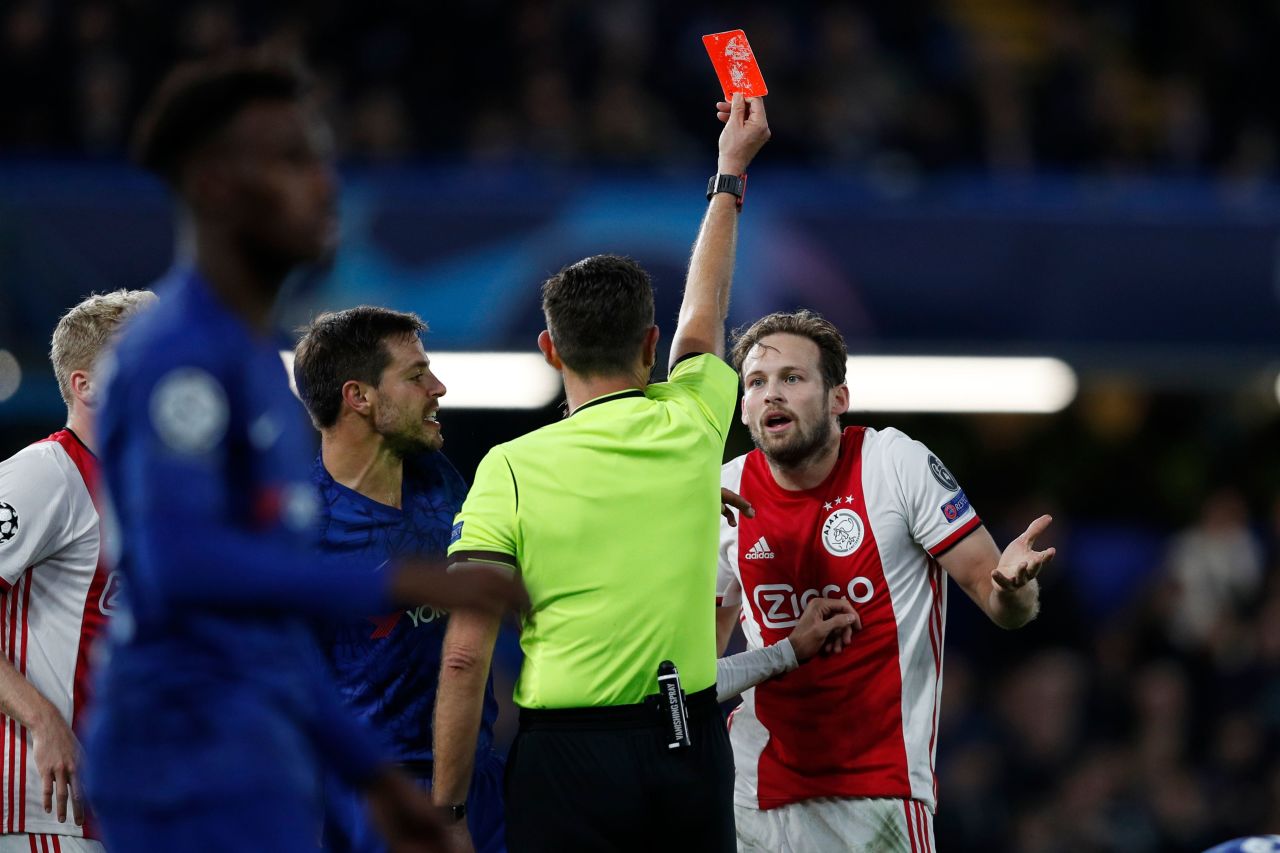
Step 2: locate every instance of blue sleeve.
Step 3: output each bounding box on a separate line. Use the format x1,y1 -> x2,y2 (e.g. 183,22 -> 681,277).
303,641 -> 386,787
113,359 -> 394,621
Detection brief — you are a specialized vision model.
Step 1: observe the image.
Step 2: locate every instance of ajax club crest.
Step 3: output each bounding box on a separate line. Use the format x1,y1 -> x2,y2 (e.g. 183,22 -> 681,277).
821,507 -> 864,557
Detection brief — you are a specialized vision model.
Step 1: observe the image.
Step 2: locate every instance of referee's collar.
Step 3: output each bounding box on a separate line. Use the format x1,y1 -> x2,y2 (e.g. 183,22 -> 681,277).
570,388 -> 646,416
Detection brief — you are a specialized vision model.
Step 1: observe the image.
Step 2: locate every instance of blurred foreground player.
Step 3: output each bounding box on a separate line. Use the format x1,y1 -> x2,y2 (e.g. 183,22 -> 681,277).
84,54 -> 525,852
294,308 -> 506,852
433,94 -> 771,853
715,310 -> 1056,852
0,289 -> 154,853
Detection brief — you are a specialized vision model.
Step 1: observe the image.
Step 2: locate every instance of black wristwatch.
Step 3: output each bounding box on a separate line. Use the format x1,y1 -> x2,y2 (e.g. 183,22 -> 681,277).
443,803 -> 467,822
706,173 -> 747,209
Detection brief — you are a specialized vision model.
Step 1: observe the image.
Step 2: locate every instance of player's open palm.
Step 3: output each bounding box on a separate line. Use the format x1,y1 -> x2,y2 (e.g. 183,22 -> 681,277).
33,712 -> 84,825
993,514 -> 1056,593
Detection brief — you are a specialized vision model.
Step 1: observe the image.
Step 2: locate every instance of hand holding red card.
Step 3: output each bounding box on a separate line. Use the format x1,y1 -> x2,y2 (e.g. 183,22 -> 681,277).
703,29 -> 768,100
716,92 -> 770,176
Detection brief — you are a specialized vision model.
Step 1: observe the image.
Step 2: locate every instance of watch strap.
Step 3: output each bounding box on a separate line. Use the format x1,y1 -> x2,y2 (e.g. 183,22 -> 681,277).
706,173 -> 747,208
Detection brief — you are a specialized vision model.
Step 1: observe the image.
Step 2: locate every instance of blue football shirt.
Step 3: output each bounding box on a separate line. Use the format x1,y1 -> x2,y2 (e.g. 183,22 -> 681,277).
85,269 -> 391,814
313,452 -> 498,762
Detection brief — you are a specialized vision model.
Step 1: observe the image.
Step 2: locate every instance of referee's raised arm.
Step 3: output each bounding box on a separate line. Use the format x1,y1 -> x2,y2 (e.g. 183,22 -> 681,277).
669,92 -> 771,369
433,94 -> 772,853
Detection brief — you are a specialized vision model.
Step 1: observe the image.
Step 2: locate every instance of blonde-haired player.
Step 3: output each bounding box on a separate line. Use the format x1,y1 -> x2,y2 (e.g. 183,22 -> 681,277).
0,289 -> 155,852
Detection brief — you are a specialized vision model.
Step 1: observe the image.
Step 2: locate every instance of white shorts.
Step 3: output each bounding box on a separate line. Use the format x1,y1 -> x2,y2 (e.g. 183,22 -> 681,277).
0,834 -> 104,853
735,797 -> 935,853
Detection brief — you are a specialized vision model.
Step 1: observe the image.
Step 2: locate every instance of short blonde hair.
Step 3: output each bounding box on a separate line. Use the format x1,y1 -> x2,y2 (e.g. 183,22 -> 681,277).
50,289 -> 157,408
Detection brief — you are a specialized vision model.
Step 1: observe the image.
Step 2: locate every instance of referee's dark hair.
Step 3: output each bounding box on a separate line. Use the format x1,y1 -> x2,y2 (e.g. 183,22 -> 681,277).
730,309 -> 848,389
293,306 -> 427,429
132,52 -> 310,186
541,254 -> 656,377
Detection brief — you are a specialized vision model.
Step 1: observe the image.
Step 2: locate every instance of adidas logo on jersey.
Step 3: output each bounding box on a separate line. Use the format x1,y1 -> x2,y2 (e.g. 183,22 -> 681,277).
745,537 -> 776,560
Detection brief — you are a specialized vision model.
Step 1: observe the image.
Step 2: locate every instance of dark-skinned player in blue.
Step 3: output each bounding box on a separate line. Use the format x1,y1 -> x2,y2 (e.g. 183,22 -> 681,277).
293,307 -> 505,852
83,54 -> 526,852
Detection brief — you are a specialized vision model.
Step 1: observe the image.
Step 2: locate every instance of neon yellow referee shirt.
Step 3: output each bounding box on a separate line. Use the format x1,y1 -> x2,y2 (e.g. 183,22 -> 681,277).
447,353 -> 738,708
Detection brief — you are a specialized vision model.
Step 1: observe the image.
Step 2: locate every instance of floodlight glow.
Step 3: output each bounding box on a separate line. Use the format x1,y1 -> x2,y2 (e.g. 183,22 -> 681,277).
1275,372 -> 1280,406
280,351 -> 561,410
281,351 -> 301,399
428,353 -> 561,410
845,356 -> 1077,414
0,350 -> 21,403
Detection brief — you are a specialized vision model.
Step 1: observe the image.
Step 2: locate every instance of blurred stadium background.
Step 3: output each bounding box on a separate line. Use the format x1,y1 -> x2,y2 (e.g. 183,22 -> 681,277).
2,1 -> 1279,850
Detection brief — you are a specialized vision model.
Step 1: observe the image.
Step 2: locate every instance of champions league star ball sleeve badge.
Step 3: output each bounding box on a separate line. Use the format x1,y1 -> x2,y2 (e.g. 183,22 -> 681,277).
0,502 -> 17,543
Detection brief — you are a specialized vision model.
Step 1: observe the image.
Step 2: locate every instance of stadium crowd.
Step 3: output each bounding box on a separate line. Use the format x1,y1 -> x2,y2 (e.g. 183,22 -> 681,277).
5,0 -> 1280,178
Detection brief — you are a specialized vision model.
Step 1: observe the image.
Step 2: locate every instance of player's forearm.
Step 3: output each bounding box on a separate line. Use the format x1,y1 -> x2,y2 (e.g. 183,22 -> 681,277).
431,613 -> 499,804
0,656 -> 62,734
986,580 -> 1040,629
670,193 -> 740,366
715,605 -> 739,657
715,638 -> 797,702
137,518 -> 393,619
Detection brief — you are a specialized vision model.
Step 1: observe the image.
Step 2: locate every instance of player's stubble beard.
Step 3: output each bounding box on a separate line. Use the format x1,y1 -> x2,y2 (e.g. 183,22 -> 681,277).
375,400 -> 441,458
750,399 -> 837,470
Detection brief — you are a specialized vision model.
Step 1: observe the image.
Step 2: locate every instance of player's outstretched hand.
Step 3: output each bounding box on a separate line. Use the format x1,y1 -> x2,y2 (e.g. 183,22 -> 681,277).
391,560 -> 529,617
721,487 -> 756,527
789,596 -> 861,662
715,93 -> 770,176
366,768 -> 455,853
992,514 -> 1056,593
32,709 -> 84,825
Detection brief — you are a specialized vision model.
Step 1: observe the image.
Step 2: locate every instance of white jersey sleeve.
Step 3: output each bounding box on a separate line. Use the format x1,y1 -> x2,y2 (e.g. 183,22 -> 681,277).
715,638 -> 797,702
880,428 -> 981,555
717,455 -> 748,607
0,445 -> 76,588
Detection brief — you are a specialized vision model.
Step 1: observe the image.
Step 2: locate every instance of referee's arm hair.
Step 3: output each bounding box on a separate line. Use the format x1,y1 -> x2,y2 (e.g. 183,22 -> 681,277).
669,93 -> 771,370
431,580 -> 502,843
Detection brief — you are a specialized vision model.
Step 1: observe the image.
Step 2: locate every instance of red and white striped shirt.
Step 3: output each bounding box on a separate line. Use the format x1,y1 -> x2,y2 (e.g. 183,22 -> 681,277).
717,426 -> 981,813
0,430 -> 113,839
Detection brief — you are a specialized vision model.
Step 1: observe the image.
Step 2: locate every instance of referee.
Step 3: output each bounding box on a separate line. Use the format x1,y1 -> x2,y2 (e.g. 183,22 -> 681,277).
431,93 -> 770,853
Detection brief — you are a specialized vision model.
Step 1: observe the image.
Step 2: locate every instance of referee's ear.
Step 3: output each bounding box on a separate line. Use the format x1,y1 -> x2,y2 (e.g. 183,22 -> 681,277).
641,325 -> 659,370
537,330 -> 563,372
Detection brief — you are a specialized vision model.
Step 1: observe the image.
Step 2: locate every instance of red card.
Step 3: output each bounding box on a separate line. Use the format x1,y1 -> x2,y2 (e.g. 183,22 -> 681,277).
702,29 -> 768,100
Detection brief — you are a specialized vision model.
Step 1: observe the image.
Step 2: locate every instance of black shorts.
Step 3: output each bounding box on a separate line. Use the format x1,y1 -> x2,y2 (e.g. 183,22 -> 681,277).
504,686 -> 735,853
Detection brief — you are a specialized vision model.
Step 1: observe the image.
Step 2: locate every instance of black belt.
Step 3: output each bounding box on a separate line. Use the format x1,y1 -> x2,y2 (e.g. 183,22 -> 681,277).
518,685 -> 719,731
